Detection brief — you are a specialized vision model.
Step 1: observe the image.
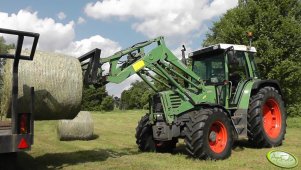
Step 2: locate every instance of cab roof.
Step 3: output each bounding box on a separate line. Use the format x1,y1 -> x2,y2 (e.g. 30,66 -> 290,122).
188,44 -> 257,57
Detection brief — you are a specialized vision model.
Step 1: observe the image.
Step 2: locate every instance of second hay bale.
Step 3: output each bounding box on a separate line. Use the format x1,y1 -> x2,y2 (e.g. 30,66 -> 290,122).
57,111 -> 94,141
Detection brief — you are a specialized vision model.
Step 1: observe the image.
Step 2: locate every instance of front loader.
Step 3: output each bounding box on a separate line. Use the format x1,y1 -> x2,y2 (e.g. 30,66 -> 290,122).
79,37 -> 286,160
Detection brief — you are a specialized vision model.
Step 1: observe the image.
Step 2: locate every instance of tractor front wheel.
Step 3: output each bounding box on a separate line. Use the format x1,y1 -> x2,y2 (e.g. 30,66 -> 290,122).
248,86 -> 286,147
135,114 -> 177,153
184,108 -> 233,160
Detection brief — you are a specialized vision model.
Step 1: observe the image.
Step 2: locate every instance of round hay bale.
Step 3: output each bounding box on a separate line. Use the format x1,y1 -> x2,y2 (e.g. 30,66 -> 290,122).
0,50 -> 83,120
57,111 -> 94,141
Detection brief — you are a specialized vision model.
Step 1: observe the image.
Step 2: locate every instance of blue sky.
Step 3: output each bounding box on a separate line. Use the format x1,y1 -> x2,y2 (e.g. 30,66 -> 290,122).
0,0 -> 144,46
0,0 -> 238,96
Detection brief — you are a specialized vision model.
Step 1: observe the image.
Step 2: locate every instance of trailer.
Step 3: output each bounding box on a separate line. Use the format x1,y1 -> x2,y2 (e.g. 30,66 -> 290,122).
0,28 -> 39,155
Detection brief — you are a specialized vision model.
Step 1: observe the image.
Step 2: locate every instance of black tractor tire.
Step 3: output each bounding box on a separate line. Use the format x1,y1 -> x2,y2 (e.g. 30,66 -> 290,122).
135,114 -> 177,153
248,86 -> 286,147
184,108 -> 233,160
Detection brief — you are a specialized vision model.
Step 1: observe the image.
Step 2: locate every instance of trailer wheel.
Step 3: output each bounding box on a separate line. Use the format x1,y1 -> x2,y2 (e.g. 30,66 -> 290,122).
184,108 -> 233,160
135,114 -> 176,153
248,86 -> 286,147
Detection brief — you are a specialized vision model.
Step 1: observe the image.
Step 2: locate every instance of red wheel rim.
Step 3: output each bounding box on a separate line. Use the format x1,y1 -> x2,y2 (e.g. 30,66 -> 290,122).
208,121 -> 228,153
263,98 -> 282,139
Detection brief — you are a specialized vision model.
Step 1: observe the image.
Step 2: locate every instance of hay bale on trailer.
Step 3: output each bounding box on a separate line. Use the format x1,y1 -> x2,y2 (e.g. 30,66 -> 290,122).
0,50 -> 83,120
57,111 -> 94,141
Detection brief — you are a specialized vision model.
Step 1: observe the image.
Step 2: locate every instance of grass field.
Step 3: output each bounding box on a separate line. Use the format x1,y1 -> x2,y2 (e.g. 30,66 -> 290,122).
11,110 -> 301,169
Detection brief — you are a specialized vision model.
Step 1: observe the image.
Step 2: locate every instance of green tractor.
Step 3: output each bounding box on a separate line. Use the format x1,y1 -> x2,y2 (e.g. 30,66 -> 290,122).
79,36 -> 286,160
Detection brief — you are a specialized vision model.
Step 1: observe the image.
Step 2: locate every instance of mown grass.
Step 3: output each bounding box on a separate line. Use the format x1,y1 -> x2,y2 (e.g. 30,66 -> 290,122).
12,110 -> 301,169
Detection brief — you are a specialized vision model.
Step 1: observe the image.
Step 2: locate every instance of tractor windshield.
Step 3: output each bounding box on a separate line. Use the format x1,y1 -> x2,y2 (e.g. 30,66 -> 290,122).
192,52 -> 225,84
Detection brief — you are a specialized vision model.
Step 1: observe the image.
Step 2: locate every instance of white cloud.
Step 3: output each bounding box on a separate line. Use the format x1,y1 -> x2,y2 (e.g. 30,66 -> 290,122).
57,12 -> 66,20
85,0 -> 238,43
0,10 -> 120,56
77,17 -> 86,24
0,10 -> 75,51
60,35 -> 121,57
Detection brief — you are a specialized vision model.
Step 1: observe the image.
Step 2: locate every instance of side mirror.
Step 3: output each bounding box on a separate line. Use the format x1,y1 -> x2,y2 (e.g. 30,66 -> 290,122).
181,45 -> 187,65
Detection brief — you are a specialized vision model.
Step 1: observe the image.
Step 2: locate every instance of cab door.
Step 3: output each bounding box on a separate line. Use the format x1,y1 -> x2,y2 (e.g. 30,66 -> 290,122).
227,51 -> 250,107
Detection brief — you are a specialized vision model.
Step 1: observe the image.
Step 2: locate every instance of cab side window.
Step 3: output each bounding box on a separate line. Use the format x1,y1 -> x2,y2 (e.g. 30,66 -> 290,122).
193,54 -> 225,84
208,59 -> 225,83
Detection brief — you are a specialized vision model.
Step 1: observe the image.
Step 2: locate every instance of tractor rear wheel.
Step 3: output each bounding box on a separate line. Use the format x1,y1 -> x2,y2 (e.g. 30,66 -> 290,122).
184,108 -> 233,160
135,114 -> 177,153
248,86 -> 286,147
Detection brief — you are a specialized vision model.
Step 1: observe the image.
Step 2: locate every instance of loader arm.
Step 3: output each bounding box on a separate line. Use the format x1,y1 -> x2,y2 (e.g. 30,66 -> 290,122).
79,36 -> 205,105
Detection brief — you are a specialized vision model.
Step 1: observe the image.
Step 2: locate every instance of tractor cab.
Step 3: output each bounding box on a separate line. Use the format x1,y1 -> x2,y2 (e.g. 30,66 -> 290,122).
189,44 -> 259,107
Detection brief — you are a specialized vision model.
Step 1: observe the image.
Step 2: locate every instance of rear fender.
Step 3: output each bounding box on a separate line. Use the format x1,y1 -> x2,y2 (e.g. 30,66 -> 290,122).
251,80 -> 283,96
237,79 -> 282,109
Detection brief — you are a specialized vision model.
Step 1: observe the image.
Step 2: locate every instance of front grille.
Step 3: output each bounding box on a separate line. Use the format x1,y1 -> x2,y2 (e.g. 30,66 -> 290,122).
169,94 -> 181,109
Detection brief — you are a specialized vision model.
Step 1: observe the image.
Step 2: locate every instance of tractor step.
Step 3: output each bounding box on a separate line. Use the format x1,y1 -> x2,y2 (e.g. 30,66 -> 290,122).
231,114 -> 247,140
231,115 -> 243,125
234,125 -> 245,134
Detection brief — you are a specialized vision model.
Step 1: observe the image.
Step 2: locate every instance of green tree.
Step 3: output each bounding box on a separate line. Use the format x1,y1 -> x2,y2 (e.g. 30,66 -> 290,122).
0,36 -> 13,70
204,0 -> 301,116
0,37 -> 8,54
120,80 -> 153,109
101,96 -> 115,111
0,36 -> 14,54
0,36 -> 15,72
81,86 -> 108,111
0,37 -> 14,107
120,90 -> 130,109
